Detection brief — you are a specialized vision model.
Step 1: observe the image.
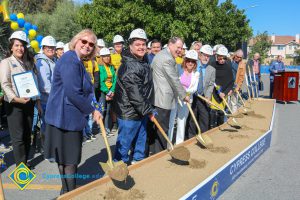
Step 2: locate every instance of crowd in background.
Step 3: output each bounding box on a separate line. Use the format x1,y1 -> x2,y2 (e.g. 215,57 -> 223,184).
0,28 -> 286,194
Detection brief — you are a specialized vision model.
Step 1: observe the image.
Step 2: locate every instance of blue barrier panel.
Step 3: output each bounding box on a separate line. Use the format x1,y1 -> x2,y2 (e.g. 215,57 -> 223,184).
261,65 -> 300,74
181,131 -> 272,200
180,101 -> 276,200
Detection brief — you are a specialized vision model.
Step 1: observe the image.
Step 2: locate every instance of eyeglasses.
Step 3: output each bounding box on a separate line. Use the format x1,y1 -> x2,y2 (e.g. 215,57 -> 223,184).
80,39 -> 95,48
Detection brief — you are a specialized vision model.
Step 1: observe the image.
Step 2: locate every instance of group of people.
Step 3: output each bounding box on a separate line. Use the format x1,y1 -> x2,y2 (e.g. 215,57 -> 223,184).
0,27 -> 285,195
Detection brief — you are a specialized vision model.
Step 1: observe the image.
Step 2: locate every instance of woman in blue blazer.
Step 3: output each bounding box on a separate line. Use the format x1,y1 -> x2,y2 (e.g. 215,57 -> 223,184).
44,29 -> 102,194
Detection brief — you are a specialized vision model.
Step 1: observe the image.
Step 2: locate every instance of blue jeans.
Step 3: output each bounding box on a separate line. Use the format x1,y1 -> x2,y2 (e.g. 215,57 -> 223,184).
114,117 -> 148,163
32,106 -> 39,132
83,114 -> 93,137
248,75 -> 259,97
40,104 -> 47,133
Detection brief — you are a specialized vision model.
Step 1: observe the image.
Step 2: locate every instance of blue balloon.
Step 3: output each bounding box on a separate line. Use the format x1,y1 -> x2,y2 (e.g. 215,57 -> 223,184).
10,14 -> 18,22
24,22 -> 32,30
17,18 -> 26,28
36,35 -> 44,43
23,30 -> 29,36
32,25 -> 38,31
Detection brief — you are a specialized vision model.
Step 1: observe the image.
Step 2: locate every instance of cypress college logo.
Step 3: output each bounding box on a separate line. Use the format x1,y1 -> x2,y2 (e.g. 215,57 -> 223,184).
210,179 -> 219,199
8,162 -> 36,190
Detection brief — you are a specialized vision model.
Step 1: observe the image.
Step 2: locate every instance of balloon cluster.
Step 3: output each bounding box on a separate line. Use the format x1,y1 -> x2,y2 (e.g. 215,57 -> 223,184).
9,12 -> 43,53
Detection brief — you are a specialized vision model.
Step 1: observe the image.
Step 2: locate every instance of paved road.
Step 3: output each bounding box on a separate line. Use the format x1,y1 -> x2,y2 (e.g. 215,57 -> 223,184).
0,74 -> 299,200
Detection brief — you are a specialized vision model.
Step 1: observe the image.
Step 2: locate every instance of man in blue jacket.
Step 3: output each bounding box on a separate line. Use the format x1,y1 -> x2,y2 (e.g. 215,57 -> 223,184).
270,55 -> 285,98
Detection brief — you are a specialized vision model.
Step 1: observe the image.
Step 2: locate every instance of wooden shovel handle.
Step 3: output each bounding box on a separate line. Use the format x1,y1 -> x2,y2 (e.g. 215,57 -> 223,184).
220,96 -> 233,114
197,94 -> 227,116
186,102 -> 201,134
0,174 -> 4,200
152,117 -> 174,150
98,118 -> 114,167
236,90 -> 246,106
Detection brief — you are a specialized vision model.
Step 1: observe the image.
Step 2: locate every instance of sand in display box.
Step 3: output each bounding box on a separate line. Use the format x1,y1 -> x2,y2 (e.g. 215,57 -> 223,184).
58,99 -> 275,200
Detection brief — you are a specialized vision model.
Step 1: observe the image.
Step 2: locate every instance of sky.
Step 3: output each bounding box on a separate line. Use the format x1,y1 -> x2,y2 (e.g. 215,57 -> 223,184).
220,0 -> 299,36
74,0 -> 300,36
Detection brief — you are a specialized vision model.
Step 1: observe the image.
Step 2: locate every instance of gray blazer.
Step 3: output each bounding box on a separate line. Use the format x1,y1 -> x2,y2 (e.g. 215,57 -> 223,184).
203,65 -> 216,100
151,48 -> 186,110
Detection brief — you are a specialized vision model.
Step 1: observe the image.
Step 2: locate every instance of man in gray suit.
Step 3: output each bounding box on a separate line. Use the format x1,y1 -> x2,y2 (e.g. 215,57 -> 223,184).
186,44 -> 215,137
150,37 -> 190,153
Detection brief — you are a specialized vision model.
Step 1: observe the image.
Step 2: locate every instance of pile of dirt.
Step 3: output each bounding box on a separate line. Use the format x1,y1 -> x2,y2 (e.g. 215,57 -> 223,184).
247,112 -> 265,119
170,146 -> 190,162
188,159 -> 207,169
103,188 -> 145,200
107,163 -> 129,182
228,134 -> 249,139
207,146 -> 230,154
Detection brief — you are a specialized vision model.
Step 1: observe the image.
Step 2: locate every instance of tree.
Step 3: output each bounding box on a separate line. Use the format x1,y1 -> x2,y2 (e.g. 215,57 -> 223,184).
248,32 -> 272,63
26,0 -> 82,42
293,49 -> 300,65
77,0 -> 252,48
9,0 -> 62,14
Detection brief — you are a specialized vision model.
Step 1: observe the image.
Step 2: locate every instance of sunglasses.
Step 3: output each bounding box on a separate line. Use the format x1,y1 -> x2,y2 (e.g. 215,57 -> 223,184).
186,59 -> 196,63
80,39 -> 95,48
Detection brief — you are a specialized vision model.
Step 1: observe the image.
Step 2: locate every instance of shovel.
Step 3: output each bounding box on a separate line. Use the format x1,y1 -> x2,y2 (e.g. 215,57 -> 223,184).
197,94 -> 242,129
235,91 -> 255,115
247,66 -> 256,100
185,102 -> 213,148
152,117 -> 190,162
0,174 -> 4,200
98,118 -> 128,182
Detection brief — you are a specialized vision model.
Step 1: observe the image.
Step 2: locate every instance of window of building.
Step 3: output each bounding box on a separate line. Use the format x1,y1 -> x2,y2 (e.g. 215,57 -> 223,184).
277,45 -> 284,50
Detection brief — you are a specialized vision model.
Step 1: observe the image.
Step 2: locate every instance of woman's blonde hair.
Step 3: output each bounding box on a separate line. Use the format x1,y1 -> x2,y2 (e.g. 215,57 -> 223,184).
69,29 -> 97,60
182,58 -> 197,72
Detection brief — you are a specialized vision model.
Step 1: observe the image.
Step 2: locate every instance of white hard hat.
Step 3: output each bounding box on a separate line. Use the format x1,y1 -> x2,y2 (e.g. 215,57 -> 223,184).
64,43 -> 69,52
97,39 -> 105,47
183,43 -> 187,49
185,50 -> 198,61
147,41 -> 152,49
213,44 -> 224,52
99,47 -> 111,56
200,45 -> 213,56
113,35 -> 124,44
56,41 -> 65,49
216,46 -> 228,56
129,28 -> 147,41
9,31 -> 28,44
41,36 -> 57,47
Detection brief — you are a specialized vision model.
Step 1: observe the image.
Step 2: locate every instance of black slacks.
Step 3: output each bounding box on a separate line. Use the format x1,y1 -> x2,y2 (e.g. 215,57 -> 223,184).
186,97 -> 210,139
148,107 -> 171,154
5,101 -> 34,166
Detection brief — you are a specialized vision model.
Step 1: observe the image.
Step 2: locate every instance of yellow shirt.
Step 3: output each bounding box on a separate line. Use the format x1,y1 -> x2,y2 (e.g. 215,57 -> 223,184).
175,57 -> 184,65
83,60 -> 99,84
111,53 -> 122,71
104,65 -> 112,89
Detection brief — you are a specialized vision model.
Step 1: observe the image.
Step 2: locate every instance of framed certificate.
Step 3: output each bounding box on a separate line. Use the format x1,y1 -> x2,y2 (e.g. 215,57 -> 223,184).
12,71 -> 40,98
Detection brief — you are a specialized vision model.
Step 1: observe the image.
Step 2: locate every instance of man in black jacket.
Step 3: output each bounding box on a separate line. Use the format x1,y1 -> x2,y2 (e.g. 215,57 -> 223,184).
113,28 -> 155,164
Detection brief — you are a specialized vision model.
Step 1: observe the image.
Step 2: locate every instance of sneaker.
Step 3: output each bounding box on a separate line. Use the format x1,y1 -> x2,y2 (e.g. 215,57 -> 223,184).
90,135 -> 96,140
106,129 -> 114,137
83,136 -> 92,143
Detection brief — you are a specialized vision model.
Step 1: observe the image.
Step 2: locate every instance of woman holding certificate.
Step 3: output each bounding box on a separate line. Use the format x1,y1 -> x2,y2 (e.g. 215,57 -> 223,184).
0,31 -> 41,168
44,29 -> 102,194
